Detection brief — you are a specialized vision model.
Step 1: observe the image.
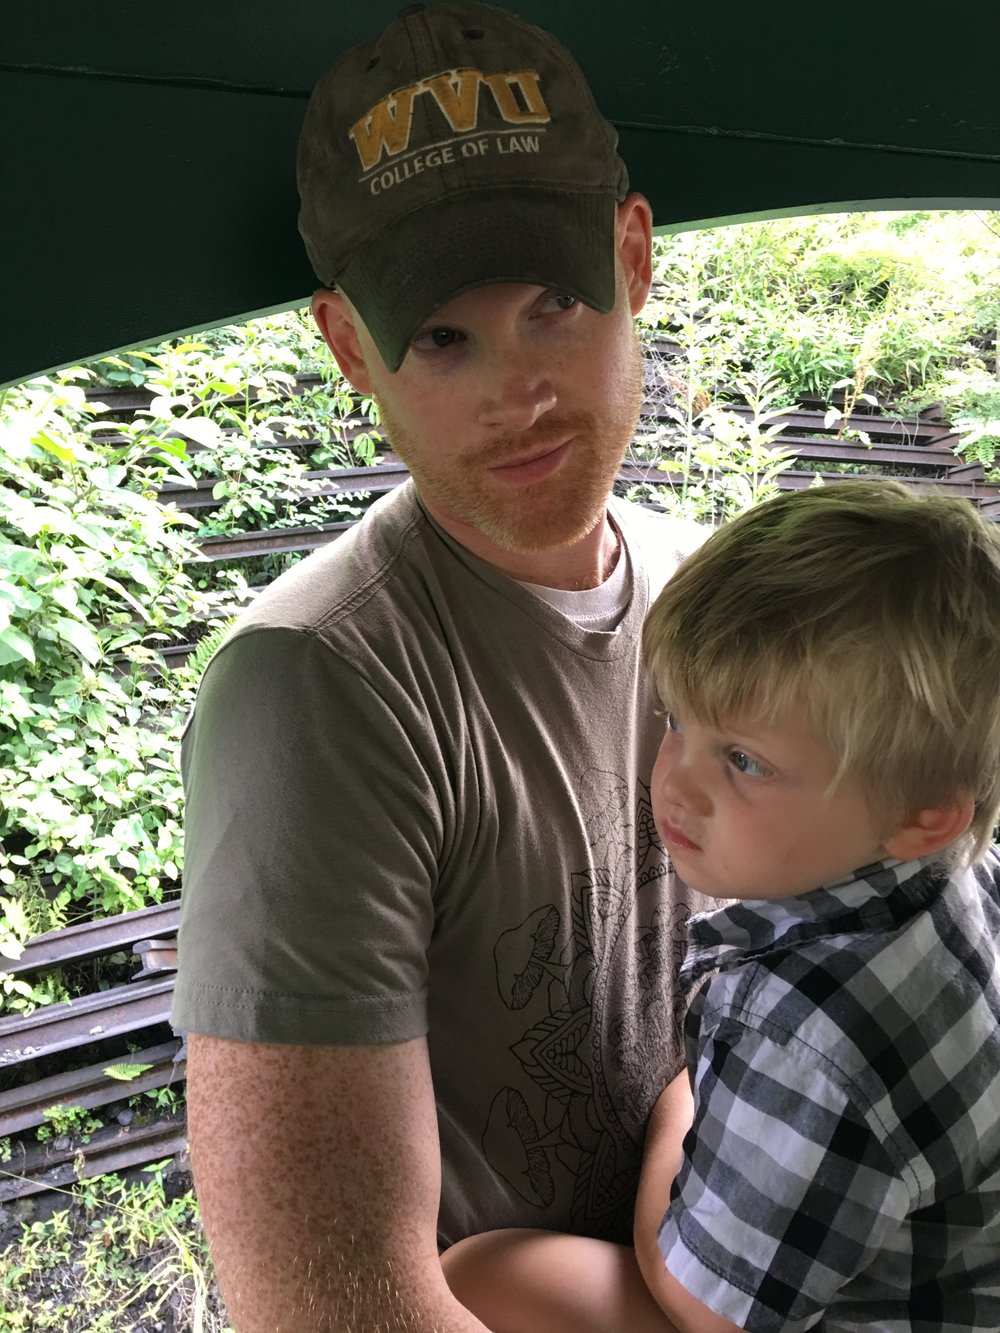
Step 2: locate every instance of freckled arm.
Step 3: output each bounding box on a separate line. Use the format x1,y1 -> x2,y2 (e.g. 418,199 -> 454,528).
186,1032 -> 491,1332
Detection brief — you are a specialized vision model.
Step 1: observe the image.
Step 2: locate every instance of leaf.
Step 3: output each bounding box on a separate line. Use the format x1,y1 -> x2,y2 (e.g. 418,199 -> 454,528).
53,617 -> 102,666
0,627 -> 36,666
102,1061 -> 154,1082
33,431 -> 77,464
144,434 -> 191,461
84,702 -> 111,733
823,407 -> 842,429
176,417 -> 222,448
1,896 -> 29,941
85,572 -> 152,623
148,395 -> 181,420
0,545 -> 43,577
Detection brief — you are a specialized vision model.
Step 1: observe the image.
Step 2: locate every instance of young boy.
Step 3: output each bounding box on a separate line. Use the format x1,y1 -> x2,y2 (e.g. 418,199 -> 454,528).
443,478 -> 1000,1331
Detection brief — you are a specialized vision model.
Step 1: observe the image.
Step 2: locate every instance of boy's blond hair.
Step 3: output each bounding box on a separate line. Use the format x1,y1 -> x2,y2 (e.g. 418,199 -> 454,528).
642,479 -> 1000,863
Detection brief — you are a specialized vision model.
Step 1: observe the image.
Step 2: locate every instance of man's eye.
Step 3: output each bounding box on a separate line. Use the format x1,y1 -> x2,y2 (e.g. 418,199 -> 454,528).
411,326 -> 462,351
729,749 -> 771,779
540,292 -> 577,313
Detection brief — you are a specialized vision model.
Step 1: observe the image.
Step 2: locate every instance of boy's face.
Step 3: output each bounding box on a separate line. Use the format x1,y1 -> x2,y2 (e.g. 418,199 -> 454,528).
650,701 -> 890,901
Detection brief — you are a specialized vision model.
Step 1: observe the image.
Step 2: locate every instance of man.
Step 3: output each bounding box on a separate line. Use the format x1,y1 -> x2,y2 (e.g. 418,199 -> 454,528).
171,4 -> 711,1329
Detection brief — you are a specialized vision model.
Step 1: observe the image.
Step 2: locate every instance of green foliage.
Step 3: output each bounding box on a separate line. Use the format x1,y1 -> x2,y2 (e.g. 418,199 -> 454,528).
35,1104 -> 103,1142
652,210 -> 1000,408
0,377 -> 202,986
633,241 -> 797,522
1,1168 -> 232,1331
103,1061 -> 154,1082
931,362 -> 1000,475
130,1085 -> 183,1115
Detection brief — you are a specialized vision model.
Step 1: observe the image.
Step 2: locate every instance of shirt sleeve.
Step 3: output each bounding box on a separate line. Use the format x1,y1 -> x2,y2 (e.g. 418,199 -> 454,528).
170,625 -> 442,1045
657,1016 -> 911,1332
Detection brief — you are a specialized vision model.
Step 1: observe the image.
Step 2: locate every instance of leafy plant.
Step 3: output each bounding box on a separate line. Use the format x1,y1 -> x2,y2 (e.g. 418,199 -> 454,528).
634,250 -> 796,522
1,1167 -> 233,1331
929,362 -> 1000,475
103,1061 -> 154,1082
35,1104 -> 103,1143
0,376 -> 205,1010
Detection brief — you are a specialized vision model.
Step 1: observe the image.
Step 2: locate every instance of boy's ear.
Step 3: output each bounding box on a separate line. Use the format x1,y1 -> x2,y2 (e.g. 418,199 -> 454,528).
311,289 -> 374,394
883,797 -> 975,861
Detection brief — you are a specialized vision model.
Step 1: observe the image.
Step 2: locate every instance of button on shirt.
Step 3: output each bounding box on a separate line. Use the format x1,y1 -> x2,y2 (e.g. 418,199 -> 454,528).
657,850 -> 1000,1332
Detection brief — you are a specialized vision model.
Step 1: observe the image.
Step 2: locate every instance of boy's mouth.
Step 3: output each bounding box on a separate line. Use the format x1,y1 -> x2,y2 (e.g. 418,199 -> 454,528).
659,820 -> 702,853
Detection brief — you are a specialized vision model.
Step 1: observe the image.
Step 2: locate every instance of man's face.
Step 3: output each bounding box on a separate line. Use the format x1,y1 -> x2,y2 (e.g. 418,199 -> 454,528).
352,277 -> 644,560
314,198 -> 654,567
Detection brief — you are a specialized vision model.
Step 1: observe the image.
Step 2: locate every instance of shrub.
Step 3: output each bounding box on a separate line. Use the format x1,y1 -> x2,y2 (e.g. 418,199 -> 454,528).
0,374 -> 205,1005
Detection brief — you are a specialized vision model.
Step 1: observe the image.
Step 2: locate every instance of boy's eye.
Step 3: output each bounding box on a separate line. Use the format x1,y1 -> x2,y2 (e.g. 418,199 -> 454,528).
663,710 -> 682,734
729,749 -> 772,779
411,326 -> 463,351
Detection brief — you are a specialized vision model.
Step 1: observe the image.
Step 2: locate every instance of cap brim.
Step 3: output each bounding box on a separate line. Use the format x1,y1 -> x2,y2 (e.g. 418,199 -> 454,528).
336,187 -> 619,372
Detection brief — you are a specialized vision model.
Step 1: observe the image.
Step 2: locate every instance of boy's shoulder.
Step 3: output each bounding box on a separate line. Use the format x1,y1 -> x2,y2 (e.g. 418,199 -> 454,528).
697,857 -> 1000,1107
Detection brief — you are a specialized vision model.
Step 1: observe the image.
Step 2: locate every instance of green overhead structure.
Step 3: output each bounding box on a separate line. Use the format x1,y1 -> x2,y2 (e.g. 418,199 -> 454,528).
4,1 -> 1000,387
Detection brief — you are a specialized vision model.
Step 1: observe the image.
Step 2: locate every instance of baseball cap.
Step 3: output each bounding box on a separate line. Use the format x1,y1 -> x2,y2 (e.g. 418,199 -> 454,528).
297,2 -> 630,371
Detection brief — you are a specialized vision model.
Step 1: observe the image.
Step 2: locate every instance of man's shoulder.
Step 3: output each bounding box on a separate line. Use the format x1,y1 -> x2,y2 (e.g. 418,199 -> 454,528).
228,481 -> 430,640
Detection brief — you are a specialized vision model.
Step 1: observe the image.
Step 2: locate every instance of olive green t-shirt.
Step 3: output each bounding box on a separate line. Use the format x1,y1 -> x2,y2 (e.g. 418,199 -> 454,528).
172,481 -> 712,1246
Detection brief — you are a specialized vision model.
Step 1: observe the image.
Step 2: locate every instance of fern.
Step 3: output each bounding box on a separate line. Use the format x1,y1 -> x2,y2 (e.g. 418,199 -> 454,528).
103,1061 -> 154,1082
186,617 -> 237,677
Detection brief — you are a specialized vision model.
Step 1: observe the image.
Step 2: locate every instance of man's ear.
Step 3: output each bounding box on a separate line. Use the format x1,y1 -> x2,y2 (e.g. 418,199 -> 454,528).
615,193 -> 653,316
311,289 -> 374,394
883,797 -> 975,861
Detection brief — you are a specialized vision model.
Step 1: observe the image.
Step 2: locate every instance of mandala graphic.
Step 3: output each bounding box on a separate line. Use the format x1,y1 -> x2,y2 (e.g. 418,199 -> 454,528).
482,769 -> 694,1241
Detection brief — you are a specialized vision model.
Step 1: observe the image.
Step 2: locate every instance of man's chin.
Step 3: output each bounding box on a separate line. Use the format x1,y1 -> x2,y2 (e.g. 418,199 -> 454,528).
470,495 -> 608,556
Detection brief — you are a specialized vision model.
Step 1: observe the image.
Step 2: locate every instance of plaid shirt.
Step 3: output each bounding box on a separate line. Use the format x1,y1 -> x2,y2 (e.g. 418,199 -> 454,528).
657,850 -> 1000,1331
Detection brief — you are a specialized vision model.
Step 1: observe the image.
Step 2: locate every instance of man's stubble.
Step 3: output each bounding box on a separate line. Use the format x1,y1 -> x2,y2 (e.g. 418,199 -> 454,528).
372,330 -> 644,556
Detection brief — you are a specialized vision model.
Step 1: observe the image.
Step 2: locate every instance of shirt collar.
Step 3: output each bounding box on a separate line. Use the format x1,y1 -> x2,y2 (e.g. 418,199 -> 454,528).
681,857 -> 943,989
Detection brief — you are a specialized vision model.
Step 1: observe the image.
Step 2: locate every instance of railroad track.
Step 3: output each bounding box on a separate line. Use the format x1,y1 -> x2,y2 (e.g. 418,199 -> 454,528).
1,904 -> 183,1201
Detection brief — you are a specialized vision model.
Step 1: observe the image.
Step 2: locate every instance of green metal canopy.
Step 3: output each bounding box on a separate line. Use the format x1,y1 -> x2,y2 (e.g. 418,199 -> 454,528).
4,1 -> 1000,388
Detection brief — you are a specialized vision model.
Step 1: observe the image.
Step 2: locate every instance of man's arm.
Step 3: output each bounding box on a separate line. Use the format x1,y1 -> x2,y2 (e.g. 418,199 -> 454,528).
187,1032 -> 490,1333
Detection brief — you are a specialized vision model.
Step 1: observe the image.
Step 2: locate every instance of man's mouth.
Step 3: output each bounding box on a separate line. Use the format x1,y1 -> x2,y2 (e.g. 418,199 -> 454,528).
487,439 -> 573,485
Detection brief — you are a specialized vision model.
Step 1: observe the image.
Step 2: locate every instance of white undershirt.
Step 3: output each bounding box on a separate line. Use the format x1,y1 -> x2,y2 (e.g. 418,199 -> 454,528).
519,539 -> 632,632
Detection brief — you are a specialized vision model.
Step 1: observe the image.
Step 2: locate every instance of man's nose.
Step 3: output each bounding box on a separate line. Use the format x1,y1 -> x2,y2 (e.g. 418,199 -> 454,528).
476,356 -> 557,433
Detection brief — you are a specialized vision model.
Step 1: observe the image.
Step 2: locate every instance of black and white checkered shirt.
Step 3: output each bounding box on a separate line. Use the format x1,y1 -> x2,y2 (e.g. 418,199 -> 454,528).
657,850 -> 1000,1331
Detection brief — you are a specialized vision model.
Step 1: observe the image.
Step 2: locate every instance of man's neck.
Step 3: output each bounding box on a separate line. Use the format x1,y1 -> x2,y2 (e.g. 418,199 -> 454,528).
430,505 -> 621,590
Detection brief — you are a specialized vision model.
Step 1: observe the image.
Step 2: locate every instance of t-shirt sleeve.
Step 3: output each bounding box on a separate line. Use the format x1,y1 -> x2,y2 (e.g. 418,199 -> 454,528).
170,625 -> 443,1045
657,1019 -> 911,1332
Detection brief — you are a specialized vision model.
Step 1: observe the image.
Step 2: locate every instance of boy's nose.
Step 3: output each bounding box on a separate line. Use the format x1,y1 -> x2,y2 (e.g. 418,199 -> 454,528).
658,762 -> 712,821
